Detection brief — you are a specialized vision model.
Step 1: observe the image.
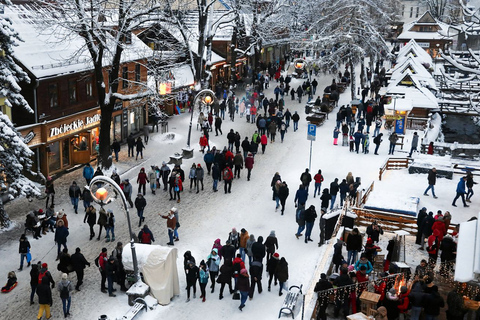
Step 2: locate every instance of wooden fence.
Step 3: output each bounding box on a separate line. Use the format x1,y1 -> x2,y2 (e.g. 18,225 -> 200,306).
378,158 -> 412,180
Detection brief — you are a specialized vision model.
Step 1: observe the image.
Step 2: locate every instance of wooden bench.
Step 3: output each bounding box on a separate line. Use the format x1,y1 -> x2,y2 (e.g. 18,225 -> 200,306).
278,284 -> 303,319
122,298 -> 148,320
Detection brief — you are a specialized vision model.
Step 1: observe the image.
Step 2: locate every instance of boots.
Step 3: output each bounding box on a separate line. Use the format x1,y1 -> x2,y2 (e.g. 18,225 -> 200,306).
106,235 -> 110,243
112,236 -> 115,242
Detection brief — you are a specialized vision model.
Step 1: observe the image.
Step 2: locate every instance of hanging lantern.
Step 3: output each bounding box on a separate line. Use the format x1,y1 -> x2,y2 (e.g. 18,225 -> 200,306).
95,188 -> 109,201
159,83 -> 171,95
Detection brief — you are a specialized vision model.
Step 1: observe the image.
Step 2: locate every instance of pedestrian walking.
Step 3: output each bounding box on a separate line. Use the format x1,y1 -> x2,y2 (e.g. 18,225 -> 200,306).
275,257 -> 288,296
58,273 -> 74,318
83,205 -> 97,240
452,176 -> 469,207
148,166 -> 157,195
68,181 -> 81,214
30,262 -> 40,305
18,234 -> 31,271
185,260 -> 199,302
237,269 -> 250,311
135,137 -> 145,160
135,194 -> 146,227
55,220 -> 69,260
83,163 -> 94,185
304,205 -> 317,243
373,133 -> 383,155
36,276 -> 53,320
45,176 -> 55,208
409,132 -> 419,157
105,209 -> 115,242
424,168 -> 438,198
111,139 -> 120,162
292,111 -> 300,132
127,133 -> 135,157
313,170 -> 324,198
122,179 -> 134,208
222,165 -> 233,194
198,260 -> 209,302
466,171 -> 477,202
137,167 -> 148,196
388,132 -> 398,155
71,247 -> 90,291
206,248 -> 221,294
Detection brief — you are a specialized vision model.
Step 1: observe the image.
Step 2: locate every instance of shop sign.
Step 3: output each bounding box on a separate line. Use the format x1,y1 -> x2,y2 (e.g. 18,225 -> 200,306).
417,42 -> 430,48
49,114 -> 101,138
23,130 -> 36,144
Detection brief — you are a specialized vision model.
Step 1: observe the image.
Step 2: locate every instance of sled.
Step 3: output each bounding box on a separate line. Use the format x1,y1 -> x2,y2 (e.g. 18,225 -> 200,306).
1,282 -> 18,293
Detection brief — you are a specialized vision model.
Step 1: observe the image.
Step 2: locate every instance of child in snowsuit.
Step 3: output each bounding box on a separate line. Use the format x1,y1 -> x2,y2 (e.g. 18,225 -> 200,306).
1,271 -> 17,293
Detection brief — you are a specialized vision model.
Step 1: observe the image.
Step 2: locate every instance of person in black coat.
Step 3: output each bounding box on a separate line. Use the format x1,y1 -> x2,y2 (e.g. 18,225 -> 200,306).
185,260 -> 199,301
249,260 -> 263,298
314,273 -> 333,320
36,276 -> 53,319
446,287 -> 467,320
30,262 -> 40,305
217,260 -> 234,300
71,247 -> 90,291
127,133 -> 135,157
419,211 -> 435,250
440,235 -> 456,277
266,253 -> 279,291
251,236 -> 266,263
423,285 -> 445,318
111,139 -> 121,162
264,231 -> 278,262
333,267 -> 353,317
83,205 -> 97,240
304,205 -> 318,243
332,240 -> 344,273
346,228 -> 362,265
409,280 -> 426,319
278,182 -> 289,215
18,234 -> 31,271
373,133 -> 383,155
366,221 -> 383,243
275,257 -> 289,296
106,257 -> 117,297
183,251 -> 196,274
211,163 -> 220,192
320,188 -> 330,211
416,207 -> 428,245
220,241 -> 236,263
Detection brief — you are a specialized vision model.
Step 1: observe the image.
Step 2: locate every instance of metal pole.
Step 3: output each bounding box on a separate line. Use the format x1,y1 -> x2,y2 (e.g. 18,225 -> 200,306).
90,176 -> 140,283
309,140 -> 312,171
186,104 -> 194,148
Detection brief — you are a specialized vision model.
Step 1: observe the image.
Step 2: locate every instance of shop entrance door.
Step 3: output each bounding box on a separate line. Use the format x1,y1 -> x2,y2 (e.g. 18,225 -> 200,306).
71,133 -> 91,164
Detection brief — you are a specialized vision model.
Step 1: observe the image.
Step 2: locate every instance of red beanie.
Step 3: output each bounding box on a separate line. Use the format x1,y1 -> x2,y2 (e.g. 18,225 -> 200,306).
41,263 -> 47,268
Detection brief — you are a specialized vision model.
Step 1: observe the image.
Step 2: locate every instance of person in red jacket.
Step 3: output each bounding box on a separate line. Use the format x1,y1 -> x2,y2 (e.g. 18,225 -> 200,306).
397,286 -> 410,317
98,248 -> 108,293
431,217 -> 446,242
427,229 -> 441,269
137,167 -> 148,195
199,134 -> 209,153
232,254 -> 245,287
260,134 -> 268,154
313,169 -> 324,198
222,166 -> 233,193
244,153 -> 254,181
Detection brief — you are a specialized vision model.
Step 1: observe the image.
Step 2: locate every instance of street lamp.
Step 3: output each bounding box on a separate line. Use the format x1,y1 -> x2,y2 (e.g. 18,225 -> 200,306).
186,89 -> 215,149
294,58 -> 310,81
89,176 -> 142,287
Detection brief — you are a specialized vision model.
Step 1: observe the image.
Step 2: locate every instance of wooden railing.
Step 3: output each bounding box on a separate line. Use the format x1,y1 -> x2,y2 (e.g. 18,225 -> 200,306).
378,158 -> 412,181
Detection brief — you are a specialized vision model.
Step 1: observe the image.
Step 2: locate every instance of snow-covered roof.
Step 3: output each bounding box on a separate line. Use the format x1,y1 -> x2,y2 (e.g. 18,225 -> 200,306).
390,57 -> 437,90
384,74 -> 438,109
397,12 -> 451,42
396,39 -> 433,66
384,98 -> 414,112
5,5 -> 153,79
171,65 -> 194,89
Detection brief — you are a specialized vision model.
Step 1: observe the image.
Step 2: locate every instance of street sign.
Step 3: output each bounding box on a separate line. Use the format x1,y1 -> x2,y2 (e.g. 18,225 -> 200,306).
307,123 -> 316,141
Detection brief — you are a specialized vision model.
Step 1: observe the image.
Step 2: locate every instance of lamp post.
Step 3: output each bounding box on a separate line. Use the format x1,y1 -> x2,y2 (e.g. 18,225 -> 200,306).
294,58 -> 310,81
89,176 -> 141,285
186,89 -> 215,149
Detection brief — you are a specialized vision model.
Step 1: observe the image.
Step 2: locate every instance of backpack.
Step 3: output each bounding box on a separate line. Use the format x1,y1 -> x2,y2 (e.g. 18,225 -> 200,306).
141,231 -> 151,244
38,270 -> 47,284
60,281 -> 70,299
94,255 -> 100,268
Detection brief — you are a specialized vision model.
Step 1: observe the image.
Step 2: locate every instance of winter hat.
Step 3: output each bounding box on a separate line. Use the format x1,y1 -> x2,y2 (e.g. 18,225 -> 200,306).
270,230 -> 276,237
42,263 -> 48,268
232,227 -> 237,234
400,286 -> 408,294
20,234 -> 26,240
240,268 -> 248,275
273,253 -> 280,259
366,238 -> 373,245
62,273 -> 68,280
125,179 -> 129,183
320,273 -> 327,280
102,248 -> 108,253
38,209 -> 44,214
58,210 -> 65,218
171,207 -> 177,213
241,228 -> 246,233
197,164 -> 201,168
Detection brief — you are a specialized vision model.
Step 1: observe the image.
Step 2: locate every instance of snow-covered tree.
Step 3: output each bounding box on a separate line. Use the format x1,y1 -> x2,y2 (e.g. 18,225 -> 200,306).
421,0 -> 461,22
295,0 -> 398,99
0,17 -> 31,111
0,16 -> 41,228
32,0 -> 166,168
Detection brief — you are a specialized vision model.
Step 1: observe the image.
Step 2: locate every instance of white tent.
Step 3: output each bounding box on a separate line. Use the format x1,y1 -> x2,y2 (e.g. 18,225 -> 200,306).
455,213 -> 480,283
123,244 -> 180,305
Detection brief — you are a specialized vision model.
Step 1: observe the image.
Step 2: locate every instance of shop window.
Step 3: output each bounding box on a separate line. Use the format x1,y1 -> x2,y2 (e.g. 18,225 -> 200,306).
62,139 -> 70,167
91,129 -> 99,154
135,64 -> 141,82
111,115 -> 122,141
85,77 -> 93,98
47,141 -> 61,172
69,80 -> 77,104
415,7 -> 419,18
401,5 -> 405,17
49,83 -> 58,108
122,66 -> 128,89
72,134 -> 88,151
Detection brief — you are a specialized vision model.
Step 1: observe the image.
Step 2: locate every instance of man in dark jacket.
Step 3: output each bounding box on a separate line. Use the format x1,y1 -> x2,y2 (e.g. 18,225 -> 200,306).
346,228 -> 362,265
416,207 -> 428,245
127,133 -> 135,157
314,273 -> 333,320
329,178 -> 339,210
300,168 -> 312,189
111,139 -> 121,162
36,276 -> 53,319
304,205 -> 317,244
68,181 -> 81,214
55,220 -> 69,259
251,236 -> 266,263
220,240 -> 236,263
278,182 -> 289,215
71,247 -> 90,291
424,167 -> 438,198
106,257 -> 117,297
423,285 -> 445,319
135,194 -> 147,228
419,211 -> 435,250
249,260 -> 263,298
373,133 -> 383,155
18,234 -> 31,271
84,205 -> 97,240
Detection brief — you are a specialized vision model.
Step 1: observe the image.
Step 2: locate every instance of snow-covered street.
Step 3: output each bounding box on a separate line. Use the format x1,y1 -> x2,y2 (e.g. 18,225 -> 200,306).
0,68 -> 477,320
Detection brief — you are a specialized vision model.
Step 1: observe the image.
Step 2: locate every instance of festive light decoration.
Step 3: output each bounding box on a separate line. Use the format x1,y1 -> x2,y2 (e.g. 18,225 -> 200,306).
95,187 -> 108,201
